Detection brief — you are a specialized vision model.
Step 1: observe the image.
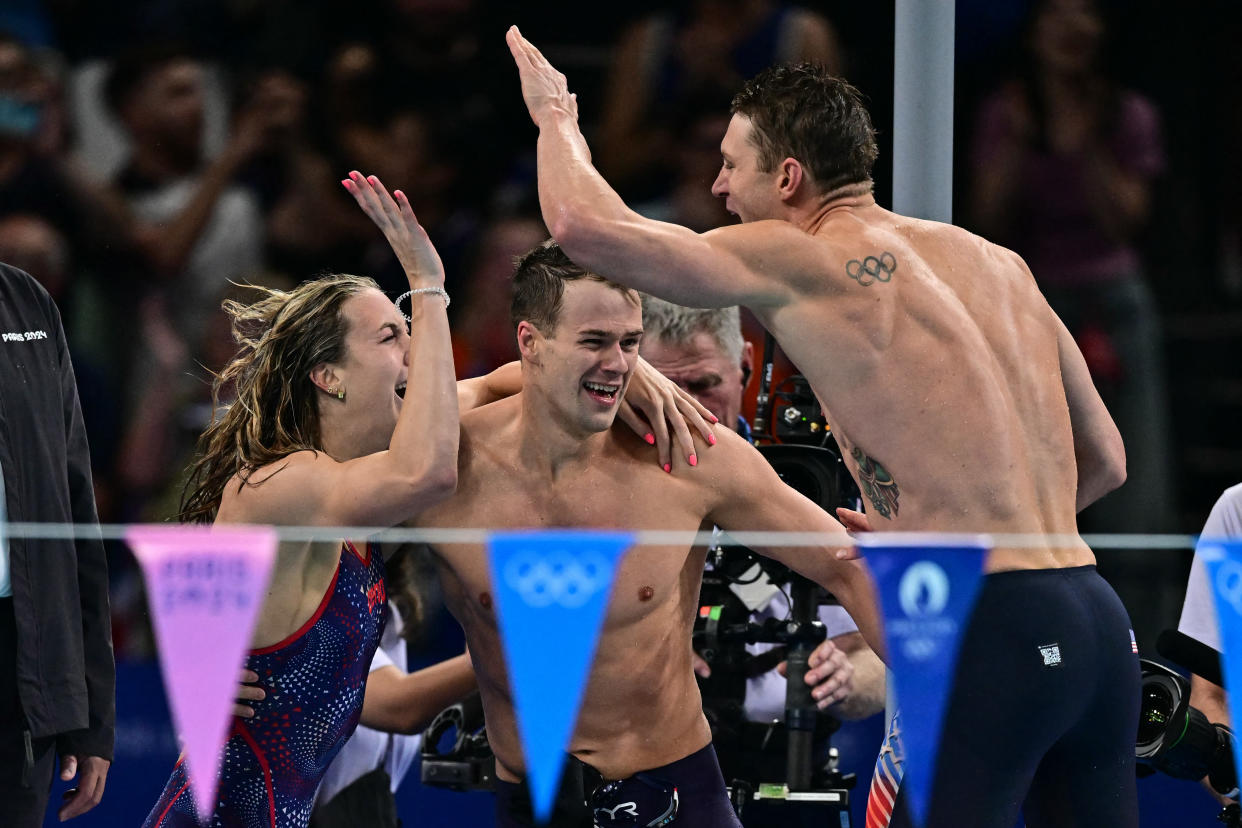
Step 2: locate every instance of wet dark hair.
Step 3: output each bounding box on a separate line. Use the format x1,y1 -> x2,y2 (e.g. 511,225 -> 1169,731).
179,274 -> 379,523
730,63 -> 878,193
509,239 -> 638,335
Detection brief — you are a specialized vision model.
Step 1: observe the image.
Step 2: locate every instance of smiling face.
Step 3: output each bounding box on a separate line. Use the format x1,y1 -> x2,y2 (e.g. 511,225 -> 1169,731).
711,114 -> 782,223
521,279 -> 643,437
325,288 -> 410,453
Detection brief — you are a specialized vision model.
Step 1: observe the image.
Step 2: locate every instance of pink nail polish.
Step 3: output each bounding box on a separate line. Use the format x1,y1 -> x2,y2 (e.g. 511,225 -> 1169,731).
689,454 -> 698,467
707,434 -> 717,446
644,433 -> 655,445
368,175 -> 378,185
341,179 -> 351,188
710,415 -> 720,423
663,463 -> 671,473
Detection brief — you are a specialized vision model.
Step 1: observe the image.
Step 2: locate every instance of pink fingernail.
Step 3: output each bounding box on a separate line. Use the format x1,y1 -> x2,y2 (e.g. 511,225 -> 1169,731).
710,415 -> 719,423
689,454 -> 698,467
663,463 -> 671,473
394,189 -> 405,200
707,434 -> 717,446
368,175 -> 378,185
341,179 -> 351,188
350,170 -> 360,179
643,433 -> 655,445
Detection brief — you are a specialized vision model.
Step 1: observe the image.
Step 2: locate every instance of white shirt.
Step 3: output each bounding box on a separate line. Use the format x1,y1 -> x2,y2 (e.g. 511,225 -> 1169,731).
316,603 -> 422,804
1178,483 -> 1242,652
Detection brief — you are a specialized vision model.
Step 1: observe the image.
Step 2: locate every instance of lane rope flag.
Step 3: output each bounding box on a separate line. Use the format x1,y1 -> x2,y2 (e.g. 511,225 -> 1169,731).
1198,538 -> 1242,784
859,534 -> 989,827
127,525 -> 278,824
487,530 -> 633,824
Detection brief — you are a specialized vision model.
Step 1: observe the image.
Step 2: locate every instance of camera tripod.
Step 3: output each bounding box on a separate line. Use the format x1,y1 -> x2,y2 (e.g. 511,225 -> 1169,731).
698,560 -> 857,826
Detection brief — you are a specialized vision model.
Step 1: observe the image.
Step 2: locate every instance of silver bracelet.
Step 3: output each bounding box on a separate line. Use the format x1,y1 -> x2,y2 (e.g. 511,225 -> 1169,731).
395,287 -> 450,320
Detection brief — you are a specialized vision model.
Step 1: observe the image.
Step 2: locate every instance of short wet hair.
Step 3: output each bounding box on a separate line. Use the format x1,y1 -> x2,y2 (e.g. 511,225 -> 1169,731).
510,239 -> 638,335
731,63 -> 878,193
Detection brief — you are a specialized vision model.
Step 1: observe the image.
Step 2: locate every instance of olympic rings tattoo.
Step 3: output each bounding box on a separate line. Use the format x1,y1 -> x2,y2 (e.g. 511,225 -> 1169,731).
845,252 -> 897,287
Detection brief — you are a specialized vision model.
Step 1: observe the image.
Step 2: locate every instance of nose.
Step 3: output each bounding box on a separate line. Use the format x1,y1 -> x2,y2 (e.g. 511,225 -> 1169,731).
600,342 -> 628,374
711,167 -> 728,197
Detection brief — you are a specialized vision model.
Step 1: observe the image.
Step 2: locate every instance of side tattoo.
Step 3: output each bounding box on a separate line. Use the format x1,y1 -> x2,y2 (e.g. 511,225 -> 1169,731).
851,446 -> 900,519
845,252 -> 897,287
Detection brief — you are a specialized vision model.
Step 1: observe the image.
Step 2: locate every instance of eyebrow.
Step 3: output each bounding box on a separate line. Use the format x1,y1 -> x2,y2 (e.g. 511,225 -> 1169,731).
578,329 -> 644,338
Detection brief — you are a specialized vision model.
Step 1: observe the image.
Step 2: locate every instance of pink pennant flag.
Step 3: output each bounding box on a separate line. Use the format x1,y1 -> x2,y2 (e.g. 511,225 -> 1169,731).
127,525 -> 278,823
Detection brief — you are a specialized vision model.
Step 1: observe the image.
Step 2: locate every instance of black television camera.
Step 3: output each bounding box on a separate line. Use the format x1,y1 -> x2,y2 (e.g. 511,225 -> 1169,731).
420,692 -> 496,792
1137,631 -> 1238,825
693,336 -> 866,823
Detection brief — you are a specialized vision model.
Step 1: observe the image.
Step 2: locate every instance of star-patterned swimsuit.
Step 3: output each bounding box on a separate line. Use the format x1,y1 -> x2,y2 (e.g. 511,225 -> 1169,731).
144,541 -> 386,828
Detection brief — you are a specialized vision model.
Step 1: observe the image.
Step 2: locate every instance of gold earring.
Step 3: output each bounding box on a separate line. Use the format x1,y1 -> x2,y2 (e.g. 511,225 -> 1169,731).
335,387 -> 345,401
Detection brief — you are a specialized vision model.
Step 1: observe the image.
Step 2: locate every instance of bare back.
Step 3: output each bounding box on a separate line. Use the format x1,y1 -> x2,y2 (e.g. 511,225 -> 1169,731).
759,206 -> 1089,570
415,396 -> 715,781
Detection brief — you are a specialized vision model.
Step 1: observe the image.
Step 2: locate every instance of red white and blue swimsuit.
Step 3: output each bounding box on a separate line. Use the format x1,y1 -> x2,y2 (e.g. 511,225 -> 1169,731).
144,541 -> 386,828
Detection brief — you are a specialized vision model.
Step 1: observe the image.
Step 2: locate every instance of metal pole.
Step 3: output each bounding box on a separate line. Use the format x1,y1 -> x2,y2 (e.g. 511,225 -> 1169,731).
892,0 -> 956,222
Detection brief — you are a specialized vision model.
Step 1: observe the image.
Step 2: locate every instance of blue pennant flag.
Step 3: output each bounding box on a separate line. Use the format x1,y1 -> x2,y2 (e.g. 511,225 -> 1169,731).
487,530 -> 633,824
1196,538 -> 1242,781
860,535 -> 989,827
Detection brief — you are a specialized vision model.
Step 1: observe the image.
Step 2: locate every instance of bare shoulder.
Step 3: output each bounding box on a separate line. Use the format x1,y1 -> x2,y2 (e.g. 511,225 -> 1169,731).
459,397 -> 520,461
682,425 -> 765,493
704,220 -> 852,299
217,449 -> 323,524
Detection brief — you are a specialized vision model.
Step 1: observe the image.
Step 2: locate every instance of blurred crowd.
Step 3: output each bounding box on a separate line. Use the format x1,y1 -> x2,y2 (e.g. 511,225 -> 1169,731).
0,0 -> 1239,658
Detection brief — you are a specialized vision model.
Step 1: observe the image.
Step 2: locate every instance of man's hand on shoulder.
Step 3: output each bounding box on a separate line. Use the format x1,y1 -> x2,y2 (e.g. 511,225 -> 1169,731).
57,753 -> 110,820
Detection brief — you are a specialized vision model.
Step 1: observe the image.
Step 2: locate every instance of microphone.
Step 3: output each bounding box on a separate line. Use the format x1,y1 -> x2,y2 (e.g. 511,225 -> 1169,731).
1157,628 -> 1224,687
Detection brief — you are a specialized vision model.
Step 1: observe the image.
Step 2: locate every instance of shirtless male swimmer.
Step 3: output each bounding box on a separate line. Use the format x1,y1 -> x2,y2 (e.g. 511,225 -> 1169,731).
507,27 -> 1136,828
412,241 -> 881,828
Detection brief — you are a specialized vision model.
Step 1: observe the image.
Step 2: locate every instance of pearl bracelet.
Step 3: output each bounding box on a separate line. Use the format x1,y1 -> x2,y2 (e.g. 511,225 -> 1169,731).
395,287 -> 450,321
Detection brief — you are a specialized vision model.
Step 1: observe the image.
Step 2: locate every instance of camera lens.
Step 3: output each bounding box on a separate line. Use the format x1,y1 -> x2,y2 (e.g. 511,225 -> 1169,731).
1137,682 -> 1174,746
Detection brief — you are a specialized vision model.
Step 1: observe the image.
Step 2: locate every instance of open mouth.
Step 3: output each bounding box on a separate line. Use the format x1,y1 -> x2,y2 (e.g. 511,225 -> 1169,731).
395,381 -> 407,399
583,380 -> 621,405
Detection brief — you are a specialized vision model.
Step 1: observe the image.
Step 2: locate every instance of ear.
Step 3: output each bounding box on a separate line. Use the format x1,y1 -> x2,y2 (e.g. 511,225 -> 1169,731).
740,340 -> 755,389
516,320 -> 543,366
776,157 -> 805,201
309,362 -> 340,396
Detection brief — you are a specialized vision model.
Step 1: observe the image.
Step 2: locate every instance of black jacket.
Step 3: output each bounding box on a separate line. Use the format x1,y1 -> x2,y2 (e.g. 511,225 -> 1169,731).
0,263 -> 114,760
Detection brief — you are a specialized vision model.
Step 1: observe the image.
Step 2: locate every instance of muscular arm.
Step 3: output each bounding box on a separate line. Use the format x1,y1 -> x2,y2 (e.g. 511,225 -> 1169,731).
228,175 -> 458,528
1055,312 -> 1126,510
704,430 -> 885,660
507,28 -> 799,310
359,655 -> 477,734
457,361 -> 523,413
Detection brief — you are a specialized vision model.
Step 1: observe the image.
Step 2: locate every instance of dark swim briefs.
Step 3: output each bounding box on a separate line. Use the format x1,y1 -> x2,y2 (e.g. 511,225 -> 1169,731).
495,743 -> 743,828
887,564 -> 1140,828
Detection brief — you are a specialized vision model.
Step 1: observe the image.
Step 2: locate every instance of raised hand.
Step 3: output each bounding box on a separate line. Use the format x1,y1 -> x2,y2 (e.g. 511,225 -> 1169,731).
617,357 -> 718,471
342,171 -> 445,287
505,25 -> 579,128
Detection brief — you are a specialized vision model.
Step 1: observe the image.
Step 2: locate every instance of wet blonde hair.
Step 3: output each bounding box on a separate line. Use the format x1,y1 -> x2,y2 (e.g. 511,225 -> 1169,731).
179,274 -> 381,523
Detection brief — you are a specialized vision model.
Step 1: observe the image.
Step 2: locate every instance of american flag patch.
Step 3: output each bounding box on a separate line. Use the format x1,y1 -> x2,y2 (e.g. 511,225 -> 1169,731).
1129,629 -> 1139,654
